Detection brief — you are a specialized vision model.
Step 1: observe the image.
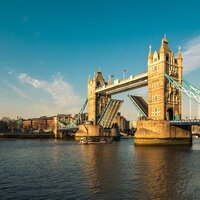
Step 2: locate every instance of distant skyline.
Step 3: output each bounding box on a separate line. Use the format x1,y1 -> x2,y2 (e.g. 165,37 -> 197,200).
0,0 -> 200,120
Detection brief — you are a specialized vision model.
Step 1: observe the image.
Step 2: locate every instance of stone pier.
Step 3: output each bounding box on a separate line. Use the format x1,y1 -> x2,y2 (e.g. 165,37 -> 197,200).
134,120 -> 192,145
75,124 -> 120,142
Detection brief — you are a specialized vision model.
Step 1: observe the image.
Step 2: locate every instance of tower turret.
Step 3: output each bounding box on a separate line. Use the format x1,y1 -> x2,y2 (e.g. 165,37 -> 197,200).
87,69 -> 109,125
159,35 -> 171,61
148,36 -> 182,120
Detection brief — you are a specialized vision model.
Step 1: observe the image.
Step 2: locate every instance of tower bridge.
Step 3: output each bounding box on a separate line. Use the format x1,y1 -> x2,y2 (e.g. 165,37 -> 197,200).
75,35 -> 200,145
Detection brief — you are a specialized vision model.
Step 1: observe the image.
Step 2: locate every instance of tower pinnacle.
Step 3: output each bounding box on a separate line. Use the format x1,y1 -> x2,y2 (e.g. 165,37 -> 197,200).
178,46 -> 182,59
98,66 -> 101,73
148,45 -> 153,58
162,34 -> 168,44
160,34 -> 170,53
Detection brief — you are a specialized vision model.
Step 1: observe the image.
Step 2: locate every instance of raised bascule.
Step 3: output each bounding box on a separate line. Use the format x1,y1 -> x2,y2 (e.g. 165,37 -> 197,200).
75,36 -> 200,145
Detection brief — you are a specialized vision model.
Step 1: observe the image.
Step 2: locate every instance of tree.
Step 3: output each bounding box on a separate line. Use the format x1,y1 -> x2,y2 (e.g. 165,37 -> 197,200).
1,117 -> 12,122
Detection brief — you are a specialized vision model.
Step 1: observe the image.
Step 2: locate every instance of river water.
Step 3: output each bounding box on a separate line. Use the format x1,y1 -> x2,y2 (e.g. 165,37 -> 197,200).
0,139 -> 200,200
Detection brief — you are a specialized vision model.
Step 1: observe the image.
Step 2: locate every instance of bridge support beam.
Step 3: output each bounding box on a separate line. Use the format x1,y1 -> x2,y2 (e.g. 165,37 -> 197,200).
134,120 -> 192,145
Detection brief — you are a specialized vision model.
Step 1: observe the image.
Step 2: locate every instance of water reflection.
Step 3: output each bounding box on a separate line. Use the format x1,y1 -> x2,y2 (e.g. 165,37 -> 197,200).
78,141 -> 199,199
134,145 -> 193,199
79,144 -> 122,198
1,139 -> 199,199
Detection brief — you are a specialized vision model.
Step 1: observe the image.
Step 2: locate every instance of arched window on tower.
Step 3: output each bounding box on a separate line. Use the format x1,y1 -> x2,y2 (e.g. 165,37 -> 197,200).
96,81 -> 100,87
170,92 -> 173,101
166,54 -> 169,62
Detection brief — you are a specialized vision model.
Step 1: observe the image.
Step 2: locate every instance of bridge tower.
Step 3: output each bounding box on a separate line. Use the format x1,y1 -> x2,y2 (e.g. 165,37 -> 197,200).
88,68 -> 111,125
148,35 -> 183,120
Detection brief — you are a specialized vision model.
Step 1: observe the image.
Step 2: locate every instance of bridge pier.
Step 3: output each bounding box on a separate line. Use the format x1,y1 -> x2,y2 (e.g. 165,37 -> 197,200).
134,120 -> 192,145
75,124 -> 120,142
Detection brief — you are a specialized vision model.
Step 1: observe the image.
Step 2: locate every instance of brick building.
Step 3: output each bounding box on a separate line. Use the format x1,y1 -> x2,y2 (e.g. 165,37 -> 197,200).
22,116 -> 56,132
113,112 -> 129,132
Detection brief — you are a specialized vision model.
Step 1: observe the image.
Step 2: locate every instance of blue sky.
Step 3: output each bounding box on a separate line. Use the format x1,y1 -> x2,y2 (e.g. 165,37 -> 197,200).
0,0 -> 200,120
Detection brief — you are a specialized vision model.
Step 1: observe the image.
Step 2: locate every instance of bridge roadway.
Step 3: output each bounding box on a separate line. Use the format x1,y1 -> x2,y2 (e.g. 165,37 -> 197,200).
128,94 -> 148,117
98,99 -> 123,128
95,71 -> 148,95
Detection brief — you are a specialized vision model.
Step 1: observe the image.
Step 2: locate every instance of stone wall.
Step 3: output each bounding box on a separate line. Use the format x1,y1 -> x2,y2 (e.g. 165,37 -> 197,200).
134,120 -> 192,145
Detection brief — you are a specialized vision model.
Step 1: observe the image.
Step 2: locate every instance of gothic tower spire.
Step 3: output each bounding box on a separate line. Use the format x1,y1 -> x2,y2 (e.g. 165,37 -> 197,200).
178,46 -> 182,59
148,45 -> 153,65
148,36 -> 182,120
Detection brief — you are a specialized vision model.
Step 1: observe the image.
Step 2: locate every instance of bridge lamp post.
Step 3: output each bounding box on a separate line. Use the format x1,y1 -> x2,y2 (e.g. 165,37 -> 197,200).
110,75 -> 114,84
123,69 -> 127,79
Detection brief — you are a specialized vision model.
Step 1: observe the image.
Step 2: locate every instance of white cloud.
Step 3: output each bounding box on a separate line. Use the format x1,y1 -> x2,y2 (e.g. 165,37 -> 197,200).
6,82 -> 29,100
18,73 -> 43,88
18,73 -> 82,107
182,35 -> 200,74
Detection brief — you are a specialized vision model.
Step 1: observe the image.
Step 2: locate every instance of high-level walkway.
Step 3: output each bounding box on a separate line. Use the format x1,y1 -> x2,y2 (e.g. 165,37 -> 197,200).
95,72 -> 148,95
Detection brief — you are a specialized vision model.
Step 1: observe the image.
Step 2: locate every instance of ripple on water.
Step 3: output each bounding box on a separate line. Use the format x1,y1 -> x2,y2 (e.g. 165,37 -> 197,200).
0,139 -> 200,199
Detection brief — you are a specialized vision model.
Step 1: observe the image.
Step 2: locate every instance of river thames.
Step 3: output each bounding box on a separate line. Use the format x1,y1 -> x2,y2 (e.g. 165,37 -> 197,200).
0,139 -> 200,200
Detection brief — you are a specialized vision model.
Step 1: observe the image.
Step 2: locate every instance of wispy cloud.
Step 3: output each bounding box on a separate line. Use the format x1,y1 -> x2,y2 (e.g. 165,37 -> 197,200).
182,35 -> 200,74
134,87 -> 148,97
6,82 -> 29,100
0,86 -> 6,93
4,66 -> 15,75
18,73 -> 82,107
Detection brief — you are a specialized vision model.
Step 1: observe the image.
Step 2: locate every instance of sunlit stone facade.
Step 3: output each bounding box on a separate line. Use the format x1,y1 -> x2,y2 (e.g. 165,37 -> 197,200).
148,36 -> 183,120
88,69 -> 110,125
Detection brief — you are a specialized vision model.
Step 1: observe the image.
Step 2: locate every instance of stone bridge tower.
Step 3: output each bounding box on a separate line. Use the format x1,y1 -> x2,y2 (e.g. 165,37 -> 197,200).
148,35 -> 183,120
88,69 -> 111,125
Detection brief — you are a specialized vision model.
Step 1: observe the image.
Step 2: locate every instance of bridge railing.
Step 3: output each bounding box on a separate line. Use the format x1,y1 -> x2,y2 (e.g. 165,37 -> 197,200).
170,119 -> 200,122
170,119 -> 200,125
165,73 -> 200,104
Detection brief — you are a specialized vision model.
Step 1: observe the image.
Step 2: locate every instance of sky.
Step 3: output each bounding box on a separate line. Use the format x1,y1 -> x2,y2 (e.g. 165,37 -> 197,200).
0,0 -> 200,120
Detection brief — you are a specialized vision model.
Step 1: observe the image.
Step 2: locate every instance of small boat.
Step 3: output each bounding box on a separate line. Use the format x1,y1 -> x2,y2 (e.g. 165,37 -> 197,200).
99,140 -> 106,143
79,137 -> 115,144
106,137 -> 114,143
79,137 -> 88,144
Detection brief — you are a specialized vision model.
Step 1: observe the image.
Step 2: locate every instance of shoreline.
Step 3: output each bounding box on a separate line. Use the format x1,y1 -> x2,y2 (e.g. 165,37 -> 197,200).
0,133 -> 55,139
